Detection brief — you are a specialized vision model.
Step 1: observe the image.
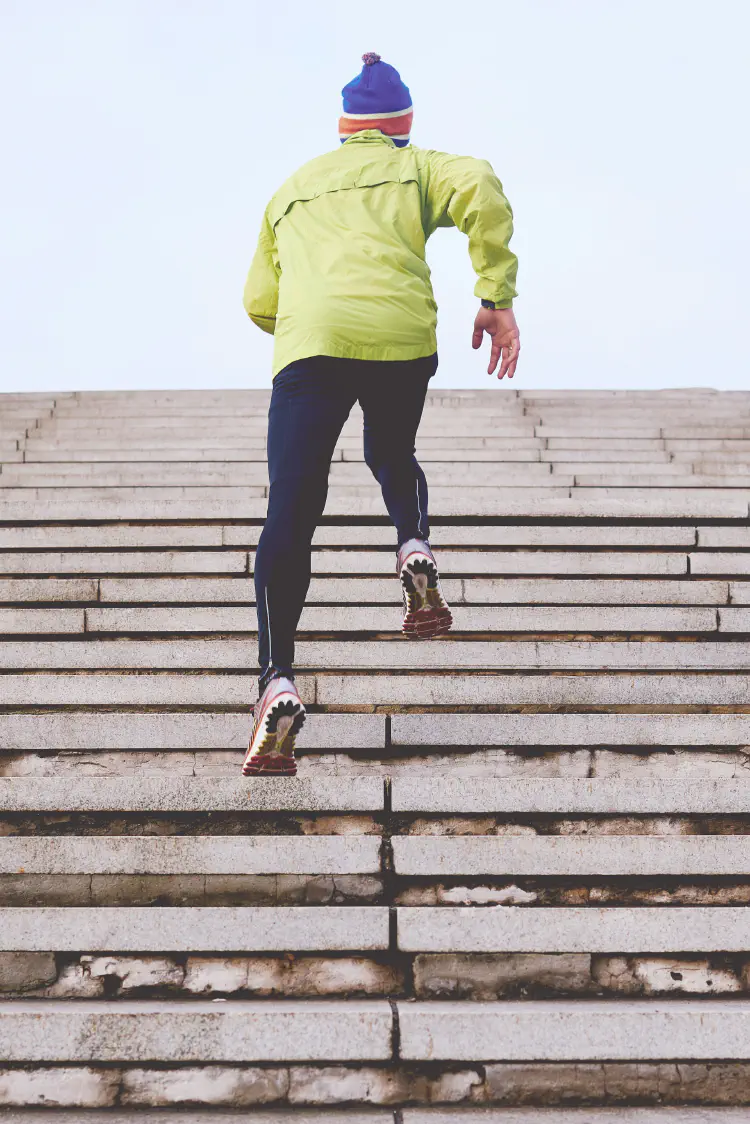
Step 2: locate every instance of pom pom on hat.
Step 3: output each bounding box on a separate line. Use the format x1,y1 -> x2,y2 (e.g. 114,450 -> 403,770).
340,54 -> 412,147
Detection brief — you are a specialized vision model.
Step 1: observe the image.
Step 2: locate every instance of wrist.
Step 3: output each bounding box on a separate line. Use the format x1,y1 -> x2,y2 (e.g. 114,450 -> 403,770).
481,299 -> 513,310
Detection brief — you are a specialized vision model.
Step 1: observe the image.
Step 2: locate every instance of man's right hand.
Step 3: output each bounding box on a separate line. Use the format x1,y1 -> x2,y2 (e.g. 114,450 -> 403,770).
472,306 -> 520,379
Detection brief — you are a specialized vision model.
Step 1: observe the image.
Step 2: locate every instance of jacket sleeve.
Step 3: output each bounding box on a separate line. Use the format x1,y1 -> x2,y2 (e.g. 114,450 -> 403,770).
243,212 -> 279,334
419,149 -> 518,308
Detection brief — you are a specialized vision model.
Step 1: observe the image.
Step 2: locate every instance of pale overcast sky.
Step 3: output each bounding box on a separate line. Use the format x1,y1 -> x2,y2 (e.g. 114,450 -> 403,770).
1,0 -> 747,393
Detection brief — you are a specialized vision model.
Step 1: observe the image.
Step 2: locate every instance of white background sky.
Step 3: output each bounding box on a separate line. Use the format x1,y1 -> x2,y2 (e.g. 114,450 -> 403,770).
1,0 -> 747,393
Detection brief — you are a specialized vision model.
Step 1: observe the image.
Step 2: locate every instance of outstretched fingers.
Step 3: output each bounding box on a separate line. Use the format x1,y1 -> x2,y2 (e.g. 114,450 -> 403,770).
498,335 -> 520,380
488,333 -> 503,375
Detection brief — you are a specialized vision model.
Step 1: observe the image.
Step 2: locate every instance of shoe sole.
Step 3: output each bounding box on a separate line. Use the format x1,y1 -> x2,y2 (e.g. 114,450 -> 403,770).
400,554 -> 453,640
242,694 -> 306,777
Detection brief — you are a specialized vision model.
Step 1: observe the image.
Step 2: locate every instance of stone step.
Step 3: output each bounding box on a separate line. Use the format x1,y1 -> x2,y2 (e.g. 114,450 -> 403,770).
0,905 -> 745,955
664,428 -> 750,439
1,999 -> 748,1064
390,713 -> 750,746
0,579 -> 97,602
0,907 -> 389,952
0,1000 -> 392,1062
21,433 -> 542,450
21,445 -> 548,462
48,406 -> 278,418
0,394 -> 62,403
575,475 -> 750,488
541,450 -> 672,462
0,525 -> 227,548
23,446 -> 278,461
2,460 -> 559,480
212,551 -> 687,577
3,471 -> 578,491
397,906 -> 750,952
49,405 -> 525,419
0,576 -> 733,609
1,497 -> 745,518
0,478 -> 576,493
548,439 -> 670,450
698,527 -> 750,546
719,608 -> 750,630
23,435 -> 269,450
11,577 -> 722,606
668,438 -> 750,450
5,1116 -> 744,1124
3,775 -> 749,814
48,407 -> 497,419
0,551 -> 247,574
0,524 -> 701,548
0,484 -> 579,499
80,604 -> 720,632
404,1113 -> 750,1123
405,1114 -> 750,1123
553,463 -> 687,476
0,1114 -> 393,1124
392,836 -> 750,876
391,776 -> 750,813
398,1000 -> 750,1061
571,490 -> 750,513
537,411 -> 750,422
314,673 -> 749,707
0,837 -> 382,875
537,427 -> 665,438
2,671 -> 746,707
2,640 -> 744,670
692,554 -> 750,574
33,423 -> 536,439
0,549 -> 704,577
0,712 -> 384,750
6,710 -> 748,752
679,455 -> 750,469
0,748 -> 735,779
0,776 -> 384,811
0,607 -> 84,632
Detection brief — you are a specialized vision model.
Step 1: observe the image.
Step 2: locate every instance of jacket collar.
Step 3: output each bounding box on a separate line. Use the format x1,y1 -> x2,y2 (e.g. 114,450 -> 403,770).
342,129 -> 400,149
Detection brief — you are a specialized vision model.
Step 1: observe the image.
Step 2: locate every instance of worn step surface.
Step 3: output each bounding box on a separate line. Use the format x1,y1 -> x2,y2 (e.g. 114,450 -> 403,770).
3,387 -> 750,1113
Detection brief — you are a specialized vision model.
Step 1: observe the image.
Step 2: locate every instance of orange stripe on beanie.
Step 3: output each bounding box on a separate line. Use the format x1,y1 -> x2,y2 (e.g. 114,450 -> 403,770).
339,109 -> 413,138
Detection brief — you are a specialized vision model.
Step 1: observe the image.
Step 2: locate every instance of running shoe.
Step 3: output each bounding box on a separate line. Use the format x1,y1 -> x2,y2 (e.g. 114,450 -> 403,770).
398,538 -> 453,640
242,676 -> 306,777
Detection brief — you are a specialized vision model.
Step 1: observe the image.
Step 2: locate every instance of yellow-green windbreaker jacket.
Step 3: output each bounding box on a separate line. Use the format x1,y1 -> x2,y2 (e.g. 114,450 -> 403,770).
243,130 -> 518,376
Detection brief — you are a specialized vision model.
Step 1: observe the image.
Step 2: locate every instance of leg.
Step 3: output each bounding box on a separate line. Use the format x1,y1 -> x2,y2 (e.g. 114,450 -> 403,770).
254,358 -> 356,683
359,354 -> 452,639
358,353 -> 437,546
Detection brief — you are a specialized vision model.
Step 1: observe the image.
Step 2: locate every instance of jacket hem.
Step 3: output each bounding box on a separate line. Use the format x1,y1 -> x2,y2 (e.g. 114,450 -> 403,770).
271,340 -> 438,377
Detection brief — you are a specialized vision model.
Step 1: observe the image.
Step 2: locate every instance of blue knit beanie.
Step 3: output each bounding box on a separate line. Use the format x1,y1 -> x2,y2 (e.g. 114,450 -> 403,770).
339,53 -> 413,147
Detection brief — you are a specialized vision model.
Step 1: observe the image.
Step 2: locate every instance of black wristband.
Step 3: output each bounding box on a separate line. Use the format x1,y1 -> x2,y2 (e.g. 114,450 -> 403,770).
481,299 -> 498,310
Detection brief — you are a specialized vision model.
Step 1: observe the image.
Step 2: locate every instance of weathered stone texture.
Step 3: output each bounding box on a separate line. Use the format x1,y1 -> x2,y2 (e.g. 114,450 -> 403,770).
0,1066 -> 120,1107
485,1061 -> 750,1105
183,956 -> 403,997
592,956 -> 744,995
120,1065 -> 289,1106
414,953 -> 593,999
0,952 -> 56,993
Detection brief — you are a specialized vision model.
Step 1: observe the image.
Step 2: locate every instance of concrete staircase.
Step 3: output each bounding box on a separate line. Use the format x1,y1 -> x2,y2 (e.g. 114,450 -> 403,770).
1,386 -> 750,1120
